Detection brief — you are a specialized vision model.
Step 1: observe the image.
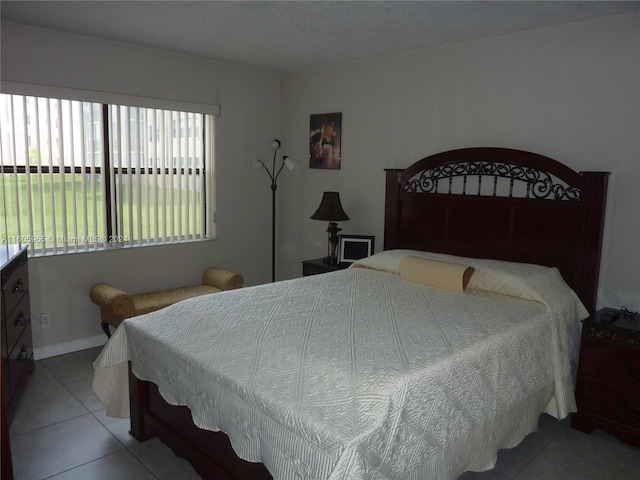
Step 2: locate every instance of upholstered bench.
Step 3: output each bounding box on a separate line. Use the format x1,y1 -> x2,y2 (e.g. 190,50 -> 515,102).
90,267 -> 243,337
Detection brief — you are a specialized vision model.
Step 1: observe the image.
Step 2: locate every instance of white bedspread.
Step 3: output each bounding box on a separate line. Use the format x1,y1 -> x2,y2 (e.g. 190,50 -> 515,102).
93,250 -> 588,480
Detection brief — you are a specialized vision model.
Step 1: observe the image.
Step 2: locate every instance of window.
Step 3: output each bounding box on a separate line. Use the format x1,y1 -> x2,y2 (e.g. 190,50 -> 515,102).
0,93 -> 214,255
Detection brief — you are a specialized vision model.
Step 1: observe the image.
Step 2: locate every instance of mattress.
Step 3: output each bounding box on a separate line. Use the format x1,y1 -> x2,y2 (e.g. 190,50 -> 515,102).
93,249 -> 588,479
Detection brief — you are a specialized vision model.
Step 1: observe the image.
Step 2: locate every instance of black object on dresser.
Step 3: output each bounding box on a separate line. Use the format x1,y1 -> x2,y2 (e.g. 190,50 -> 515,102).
572,307 -> 640,447
2,245 -> 35,418
302,257 -> 350,276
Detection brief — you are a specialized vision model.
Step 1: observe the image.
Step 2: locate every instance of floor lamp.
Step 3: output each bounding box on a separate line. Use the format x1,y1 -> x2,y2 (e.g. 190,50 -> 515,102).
252,138 -> 298,282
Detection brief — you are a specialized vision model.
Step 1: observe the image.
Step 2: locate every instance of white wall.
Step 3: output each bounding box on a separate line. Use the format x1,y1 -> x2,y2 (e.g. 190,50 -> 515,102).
279,13 -> 640,312
2,13 -> 639,357
1,22 -> 282,357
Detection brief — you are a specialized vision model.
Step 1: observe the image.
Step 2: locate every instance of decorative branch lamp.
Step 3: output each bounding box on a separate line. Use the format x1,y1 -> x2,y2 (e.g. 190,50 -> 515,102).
252,138 -> 298,282
311,191 -> 349,265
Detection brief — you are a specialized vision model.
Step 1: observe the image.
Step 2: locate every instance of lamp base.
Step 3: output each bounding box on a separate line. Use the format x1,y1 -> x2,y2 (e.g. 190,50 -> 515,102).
325,221 -> 341,267
322,255 -> 338,266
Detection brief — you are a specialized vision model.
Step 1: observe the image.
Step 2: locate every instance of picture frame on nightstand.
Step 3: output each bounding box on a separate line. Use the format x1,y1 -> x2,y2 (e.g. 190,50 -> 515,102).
338,235 -> 375,264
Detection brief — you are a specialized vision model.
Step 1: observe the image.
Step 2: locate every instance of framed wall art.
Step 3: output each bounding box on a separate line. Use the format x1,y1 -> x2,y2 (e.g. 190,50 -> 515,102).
309,112 -> 342,170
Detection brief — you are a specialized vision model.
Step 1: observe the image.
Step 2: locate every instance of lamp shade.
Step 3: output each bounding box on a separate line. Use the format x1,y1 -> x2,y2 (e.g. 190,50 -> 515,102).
311,192 -> 350,221
283,156 -> 299,171
252,158 -> 266,170
267,138 -> 281,152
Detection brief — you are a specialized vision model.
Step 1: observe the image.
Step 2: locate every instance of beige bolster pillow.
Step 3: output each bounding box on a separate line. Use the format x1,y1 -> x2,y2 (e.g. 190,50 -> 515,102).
400,256 -> 475,292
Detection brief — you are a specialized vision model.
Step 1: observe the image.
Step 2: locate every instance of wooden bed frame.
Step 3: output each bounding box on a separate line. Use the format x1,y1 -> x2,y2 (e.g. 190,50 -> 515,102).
129,147 -> 609,480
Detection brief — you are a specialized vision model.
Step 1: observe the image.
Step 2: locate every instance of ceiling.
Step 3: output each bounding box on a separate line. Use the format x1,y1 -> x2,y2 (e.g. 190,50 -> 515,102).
2,1 -> 639,72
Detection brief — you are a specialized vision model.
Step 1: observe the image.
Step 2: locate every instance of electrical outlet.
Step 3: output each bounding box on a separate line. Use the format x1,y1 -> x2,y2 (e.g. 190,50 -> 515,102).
41,313 -> 51,329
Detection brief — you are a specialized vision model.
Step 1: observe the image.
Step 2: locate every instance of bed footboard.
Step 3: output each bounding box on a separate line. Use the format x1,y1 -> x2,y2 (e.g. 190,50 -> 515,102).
128,364 -> 273,480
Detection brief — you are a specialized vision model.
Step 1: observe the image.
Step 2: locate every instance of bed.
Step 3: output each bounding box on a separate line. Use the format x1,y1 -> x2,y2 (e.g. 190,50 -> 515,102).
93,147 -> 608,480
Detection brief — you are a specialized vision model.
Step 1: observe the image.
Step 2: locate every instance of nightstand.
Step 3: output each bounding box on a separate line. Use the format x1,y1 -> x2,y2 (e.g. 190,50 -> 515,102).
571,308 -> 640,447
302,258 -> 350,276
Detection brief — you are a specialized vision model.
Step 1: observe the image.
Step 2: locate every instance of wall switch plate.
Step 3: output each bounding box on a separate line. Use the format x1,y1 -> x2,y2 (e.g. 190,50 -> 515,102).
41,313 -> 51,329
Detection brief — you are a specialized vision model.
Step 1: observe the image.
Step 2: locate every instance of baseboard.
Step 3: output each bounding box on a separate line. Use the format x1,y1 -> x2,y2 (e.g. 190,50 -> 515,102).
34,334 -> 107,360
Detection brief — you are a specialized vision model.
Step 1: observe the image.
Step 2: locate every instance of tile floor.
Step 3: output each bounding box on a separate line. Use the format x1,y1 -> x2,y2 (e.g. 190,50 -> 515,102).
7,347 -> 640,480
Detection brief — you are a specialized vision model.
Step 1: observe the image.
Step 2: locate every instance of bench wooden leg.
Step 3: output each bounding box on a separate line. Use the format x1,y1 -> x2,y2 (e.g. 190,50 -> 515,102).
101,321 -> 112,338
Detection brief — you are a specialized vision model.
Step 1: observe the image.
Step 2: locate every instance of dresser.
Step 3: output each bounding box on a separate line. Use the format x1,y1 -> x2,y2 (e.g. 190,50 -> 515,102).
2,245 -> 35,419
571,308 -> 640,447
2,245 -> 34,480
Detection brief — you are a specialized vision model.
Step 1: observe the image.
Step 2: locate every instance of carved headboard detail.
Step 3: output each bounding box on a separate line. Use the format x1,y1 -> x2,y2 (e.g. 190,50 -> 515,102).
384,147 -> 609,313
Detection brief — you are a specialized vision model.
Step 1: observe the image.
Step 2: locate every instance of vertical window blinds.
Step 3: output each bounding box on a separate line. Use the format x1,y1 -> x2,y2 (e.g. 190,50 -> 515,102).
0,93 -> 215,255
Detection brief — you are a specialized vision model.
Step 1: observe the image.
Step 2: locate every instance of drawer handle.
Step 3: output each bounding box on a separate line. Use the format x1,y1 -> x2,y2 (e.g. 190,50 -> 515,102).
13,279 -> 24,294
16,345 -> 28,361
618,398 -> 640,419
14,311 -> 27,327
623,359 -> 640,382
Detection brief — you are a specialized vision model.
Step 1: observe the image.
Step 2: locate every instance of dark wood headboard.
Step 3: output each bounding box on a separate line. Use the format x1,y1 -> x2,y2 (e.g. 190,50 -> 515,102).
384,147 -> 609,313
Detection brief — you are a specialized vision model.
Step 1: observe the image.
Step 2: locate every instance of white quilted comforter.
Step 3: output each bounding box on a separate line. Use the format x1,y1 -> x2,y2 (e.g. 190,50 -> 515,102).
93,250 -> 588,480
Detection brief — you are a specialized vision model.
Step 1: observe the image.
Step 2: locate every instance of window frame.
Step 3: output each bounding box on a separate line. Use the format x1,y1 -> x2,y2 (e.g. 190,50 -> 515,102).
0,85 -> 219,256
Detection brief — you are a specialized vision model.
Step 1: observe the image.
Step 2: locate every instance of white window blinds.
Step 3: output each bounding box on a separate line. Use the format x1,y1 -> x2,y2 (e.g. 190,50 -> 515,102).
0,93 -> 215,255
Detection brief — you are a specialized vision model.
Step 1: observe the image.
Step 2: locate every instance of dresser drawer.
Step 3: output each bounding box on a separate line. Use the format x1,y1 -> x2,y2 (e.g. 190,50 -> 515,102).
1,321 -> 7,364
2,262 -> 29,317
576,374 -> 640,430
578,342 -> 640,387
6,325 -> 33,399
5,296 -> 30,355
